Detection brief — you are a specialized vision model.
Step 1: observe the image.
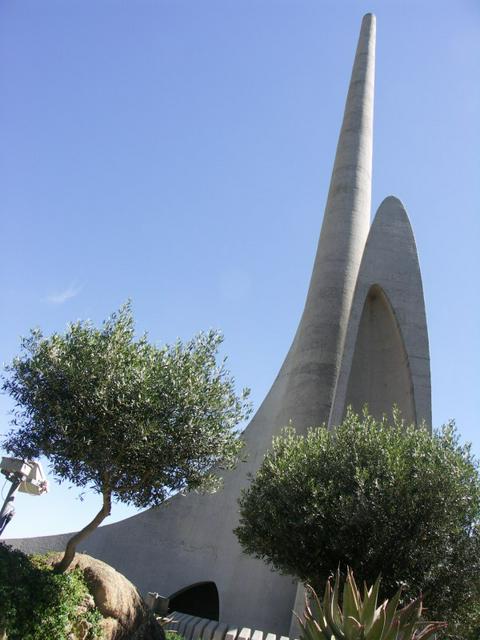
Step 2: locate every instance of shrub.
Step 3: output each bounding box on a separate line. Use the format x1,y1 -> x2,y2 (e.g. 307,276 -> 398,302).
0,543 -> 103,640
235,410 -> 480,638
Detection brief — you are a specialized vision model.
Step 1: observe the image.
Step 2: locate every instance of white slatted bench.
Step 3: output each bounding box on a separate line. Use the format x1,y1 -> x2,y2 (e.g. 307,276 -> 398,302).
164,611 -> 294,640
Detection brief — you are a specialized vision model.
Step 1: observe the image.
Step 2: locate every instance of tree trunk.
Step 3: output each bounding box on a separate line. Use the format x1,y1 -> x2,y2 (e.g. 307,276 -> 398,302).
55,486 -> 112,573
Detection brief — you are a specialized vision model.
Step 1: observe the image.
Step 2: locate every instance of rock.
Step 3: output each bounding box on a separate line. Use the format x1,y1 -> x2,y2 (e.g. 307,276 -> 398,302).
46,553 -> 165,640
69,593 -> 96,639
99,618 -> 122,639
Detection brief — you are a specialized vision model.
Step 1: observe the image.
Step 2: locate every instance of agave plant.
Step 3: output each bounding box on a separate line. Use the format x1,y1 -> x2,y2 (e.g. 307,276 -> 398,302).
296,568 -> 447,640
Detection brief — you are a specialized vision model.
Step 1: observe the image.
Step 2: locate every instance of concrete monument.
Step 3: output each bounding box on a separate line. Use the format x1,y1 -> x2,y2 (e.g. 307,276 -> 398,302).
10,13 -> 430,636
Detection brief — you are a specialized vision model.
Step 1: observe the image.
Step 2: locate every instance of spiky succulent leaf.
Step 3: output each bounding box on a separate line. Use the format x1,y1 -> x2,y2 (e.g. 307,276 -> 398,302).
310,586 -> 333,635
383,618 -> 400,640
323,578 -> 333,619
303,585 -> 337,639
331,569 -> 343,629
382,588 -> 403,635
324,606 -> 344,638
324,579 -> 344,638
396,596 -> 423,626
345,616 -> 364,640
299,608 -> 322,640
413,621 -> 448,640
400,622 -> 417,639
364,605 -> 386,640
349,569 -> 363,613
360,575 -> 381,626
343,571 -> 361,624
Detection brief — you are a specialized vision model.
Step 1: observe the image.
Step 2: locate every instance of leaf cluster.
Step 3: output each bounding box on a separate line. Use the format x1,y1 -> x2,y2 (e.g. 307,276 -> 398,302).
235,410 -> 480,638
2,303 -> 250,507
0,543 -> 103,640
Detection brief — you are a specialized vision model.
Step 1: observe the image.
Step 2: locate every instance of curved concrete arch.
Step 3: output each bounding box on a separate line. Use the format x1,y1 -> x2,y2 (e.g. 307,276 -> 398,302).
329,195 -> 431,428
343,283 -> 416,423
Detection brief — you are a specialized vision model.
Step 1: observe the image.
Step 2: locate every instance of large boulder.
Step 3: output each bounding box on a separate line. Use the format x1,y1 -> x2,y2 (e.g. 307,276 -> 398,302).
47,553 -> 165,640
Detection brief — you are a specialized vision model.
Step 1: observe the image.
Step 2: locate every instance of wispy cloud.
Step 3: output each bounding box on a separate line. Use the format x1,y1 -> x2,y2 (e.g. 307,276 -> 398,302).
45,282 -> 83,304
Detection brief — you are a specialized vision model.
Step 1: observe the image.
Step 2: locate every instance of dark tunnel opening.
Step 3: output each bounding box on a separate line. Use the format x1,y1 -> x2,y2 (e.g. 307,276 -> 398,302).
168,581 -> 219,621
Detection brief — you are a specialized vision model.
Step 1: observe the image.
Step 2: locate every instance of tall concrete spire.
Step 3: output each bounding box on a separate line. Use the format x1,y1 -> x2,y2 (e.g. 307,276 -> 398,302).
275,13 -> 376,431
11,13 -> 432,638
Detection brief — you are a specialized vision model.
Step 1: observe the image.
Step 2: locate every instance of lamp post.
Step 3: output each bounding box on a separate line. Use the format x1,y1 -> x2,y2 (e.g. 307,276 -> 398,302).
0,458 -> 48,536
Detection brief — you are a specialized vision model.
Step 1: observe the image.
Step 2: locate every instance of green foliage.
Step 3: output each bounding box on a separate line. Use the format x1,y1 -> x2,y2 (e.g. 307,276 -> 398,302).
3,302 -> 250,507
0,543 -> 102,640
235,410 -> 480,638
298,568 -> 446,640
165,632 -> 185,640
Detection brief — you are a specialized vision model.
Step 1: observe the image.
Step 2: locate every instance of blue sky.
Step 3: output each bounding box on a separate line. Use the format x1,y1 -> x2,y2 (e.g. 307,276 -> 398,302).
1,0 -> 479,538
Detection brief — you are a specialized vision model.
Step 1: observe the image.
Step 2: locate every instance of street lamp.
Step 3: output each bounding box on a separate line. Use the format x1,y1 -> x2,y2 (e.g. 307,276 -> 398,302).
0,457 -> 48,536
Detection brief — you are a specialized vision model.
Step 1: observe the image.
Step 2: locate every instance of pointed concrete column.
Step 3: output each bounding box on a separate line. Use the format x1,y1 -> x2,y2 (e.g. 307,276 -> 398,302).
276,13 -> 376,432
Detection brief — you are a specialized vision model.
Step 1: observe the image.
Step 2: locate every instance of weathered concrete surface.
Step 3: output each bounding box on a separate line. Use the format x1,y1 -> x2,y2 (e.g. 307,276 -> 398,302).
8,14 -> 431,637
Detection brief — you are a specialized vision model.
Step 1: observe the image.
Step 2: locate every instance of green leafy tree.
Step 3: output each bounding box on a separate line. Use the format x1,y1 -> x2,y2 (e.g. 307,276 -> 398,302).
3,303 -> 250,573
235,410 -> 480,639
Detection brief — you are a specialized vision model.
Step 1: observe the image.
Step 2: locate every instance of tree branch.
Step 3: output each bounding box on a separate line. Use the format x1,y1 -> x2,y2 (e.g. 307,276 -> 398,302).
55,483 -> 112,573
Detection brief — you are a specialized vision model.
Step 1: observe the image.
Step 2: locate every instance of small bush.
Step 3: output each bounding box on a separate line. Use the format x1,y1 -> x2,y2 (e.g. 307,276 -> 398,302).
0,543 -> 103,640
235,410 -> 480,639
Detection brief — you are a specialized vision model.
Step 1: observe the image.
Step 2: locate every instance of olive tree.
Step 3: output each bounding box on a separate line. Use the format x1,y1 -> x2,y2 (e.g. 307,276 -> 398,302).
3,303 -> 250,573
235,410 -> 480,638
